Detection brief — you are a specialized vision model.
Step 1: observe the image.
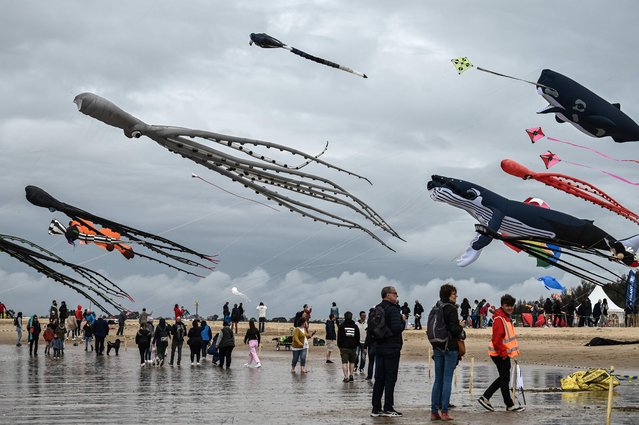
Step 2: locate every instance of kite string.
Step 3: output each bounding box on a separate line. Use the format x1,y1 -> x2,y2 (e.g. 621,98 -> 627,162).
546,137 -> 639,164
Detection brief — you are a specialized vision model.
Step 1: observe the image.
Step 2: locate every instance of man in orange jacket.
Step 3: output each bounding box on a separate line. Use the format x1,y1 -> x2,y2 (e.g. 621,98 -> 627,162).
478,294 -> 525,412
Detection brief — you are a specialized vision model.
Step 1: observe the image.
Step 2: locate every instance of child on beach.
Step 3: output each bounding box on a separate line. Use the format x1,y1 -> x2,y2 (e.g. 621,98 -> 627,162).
243,319 -> 261,368
52,334 -> 63,359
43,324 -> 55,355
83,321 -> 94,351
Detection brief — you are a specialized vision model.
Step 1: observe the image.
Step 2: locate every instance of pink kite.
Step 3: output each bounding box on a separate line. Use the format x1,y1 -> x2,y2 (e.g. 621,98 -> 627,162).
537,151 -> 639,185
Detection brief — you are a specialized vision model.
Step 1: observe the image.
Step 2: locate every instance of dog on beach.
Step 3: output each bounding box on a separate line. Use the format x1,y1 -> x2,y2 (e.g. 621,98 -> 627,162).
107,338 -> 121,356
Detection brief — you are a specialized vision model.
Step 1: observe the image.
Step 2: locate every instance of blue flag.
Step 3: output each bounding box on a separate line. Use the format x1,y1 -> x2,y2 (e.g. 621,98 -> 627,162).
627,270 -> 637,307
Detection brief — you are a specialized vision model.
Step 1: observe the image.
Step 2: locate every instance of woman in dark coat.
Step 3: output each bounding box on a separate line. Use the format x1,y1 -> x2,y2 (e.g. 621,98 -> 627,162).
187,319 -> 202,366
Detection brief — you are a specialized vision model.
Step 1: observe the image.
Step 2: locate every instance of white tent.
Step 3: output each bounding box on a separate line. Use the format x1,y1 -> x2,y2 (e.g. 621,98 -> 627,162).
588,285 -> 624,326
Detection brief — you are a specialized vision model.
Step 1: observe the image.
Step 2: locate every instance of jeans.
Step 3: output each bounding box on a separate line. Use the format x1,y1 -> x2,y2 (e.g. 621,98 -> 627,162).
372,347 -> 401,411
116,324 -> 124,336
84,336 -> 93,350
354,343 -> 366,371
484,355 -> 514,407
291,348 -> 307,368
258,317 -> 266,333
95,336 -> 105,354
218,346 -> 233,368
29,338 -> 39,355
431,348 -> 458,413
201,340 -> 210,358
16,327 -> 22,345
170,342 -> 183,364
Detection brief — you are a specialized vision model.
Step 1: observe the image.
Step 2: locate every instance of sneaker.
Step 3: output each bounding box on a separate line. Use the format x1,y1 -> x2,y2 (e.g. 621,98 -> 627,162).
349,375 -> 354,382
160,359 -> 164,367
431,412 -> 442,421
383,409 -> 403,417
506,405 -> 526,412
440,412 -> 453,421
196,361 -> 200,366
326,360 -> 333,364
370,409 -> 384,417
343,377 -> 349,383
243,363 -> 250,367
140,363 -> 145,367
191,362 -> 195,366
478,396 -> 495,412
255,363 -> 261,368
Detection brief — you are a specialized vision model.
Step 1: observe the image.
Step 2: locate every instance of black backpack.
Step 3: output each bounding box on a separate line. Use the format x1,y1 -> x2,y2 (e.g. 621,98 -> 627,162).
367,304 -> 393,341
427,301 -> 449,348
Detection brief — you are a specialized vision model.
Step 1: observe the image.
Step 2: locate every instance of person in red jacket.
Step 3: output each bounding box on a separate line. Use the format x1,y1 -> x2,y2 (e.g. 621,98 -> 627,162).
478,294 -> 525,412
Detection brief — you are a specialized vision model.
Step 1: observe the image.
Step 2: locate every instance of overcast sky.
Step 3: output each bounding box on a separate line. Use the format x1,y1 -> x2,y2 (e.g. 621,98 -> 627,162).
1,1 -> 638,319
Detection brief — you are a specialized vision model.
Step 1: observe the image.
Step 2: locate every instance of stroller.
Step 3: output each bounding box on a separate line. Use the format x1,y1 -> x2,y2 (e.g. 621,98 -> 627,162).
207,333 -> 220,364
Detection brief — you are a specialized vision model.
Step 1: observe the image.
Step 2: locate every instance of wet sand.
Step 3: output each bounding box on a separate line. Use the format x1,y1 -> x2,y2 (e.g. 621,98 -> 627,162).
2,320 -> 639,424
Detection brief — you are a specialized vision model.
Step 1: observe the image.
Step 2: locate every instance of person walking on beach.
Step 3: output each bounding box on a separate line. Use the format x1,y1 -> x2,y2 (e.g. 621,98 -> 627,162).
370,286 -> 405,417
93,315 -> 109,355
414,300 -> 424,330
187,319 -> 202,366
601,299 -> 609,327
116,310 -> 126,336
152,318 -> 171,366
65,314 -> 77,340
471,300 -> 479,328
430,283 -> 465,421
552,297 -> 563,327
74,305 -> 83,338
222,302 -> 231,324
238,303 -> 244,321
27,315 -> 41,356
478,294 -> 525,413
337,311 -> 359,382
217,320 -> 235,369
365,307 -> 376,381
355,310 -> 367,374
291,316 -> 314,373
139,308 -> 148,327
44,324 -> 55,355
169,316 -> 187,366
231,304 -> 240,334
49,300 -> 58,325
593,300 -> 602,327
173,303 -> 184,320
135,324 -> 152,367
82,319 -> 94,351
256,302 -> 267,333
200,320 -> 212,359
543,298 -> 553,327
460,298 -> 471,328
243,319 -> 261,368
531,301 -> 540,328
566,298 -> 576,328
14,311 -> 23,346
51,333 -> 63,359
325,313 -> 337,364
59,301 -> 69,327
330,302 -> 340,323
400,302 -> 410,329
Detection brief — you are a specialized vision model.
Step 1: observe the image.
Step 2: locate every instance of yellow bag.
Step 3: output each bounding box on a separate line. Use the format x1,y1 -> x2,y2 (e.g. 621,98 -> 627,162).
560,368 -> 619,391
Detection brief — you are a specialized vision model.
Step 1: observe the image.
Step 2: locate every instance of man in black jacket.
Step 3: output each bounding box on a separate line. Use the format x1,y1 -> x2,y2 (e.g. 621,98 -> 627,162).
414,300 -> 424,330
169,316 -> 187,366
337,311 -> 360,382
371,286 -> 405,417
93,315 -> 109,355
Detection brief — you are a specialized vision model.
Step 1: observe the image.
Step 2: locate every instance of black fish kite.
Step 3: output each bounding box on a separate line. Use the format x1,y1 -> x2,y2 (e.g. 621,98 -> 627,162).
249,32 -> 368,78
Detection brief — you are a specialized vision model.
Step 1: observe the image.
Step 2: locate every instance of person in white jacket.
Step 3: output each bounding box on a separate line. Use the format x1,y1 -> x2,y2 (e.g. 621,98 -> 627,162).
256,302 -> 267,333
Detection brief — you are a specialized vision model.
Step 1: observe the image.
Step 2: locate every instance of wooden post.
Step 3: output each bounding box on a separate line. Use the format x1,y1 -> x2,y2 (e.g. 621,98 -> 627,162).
606,366 -> 615,425
469,357 -> 474,399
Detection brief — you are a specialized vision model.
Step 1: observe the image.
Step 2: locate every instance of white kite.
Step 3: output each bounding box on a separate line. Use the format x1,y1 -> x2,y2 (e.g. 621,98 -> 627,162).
231,287 -> 251,302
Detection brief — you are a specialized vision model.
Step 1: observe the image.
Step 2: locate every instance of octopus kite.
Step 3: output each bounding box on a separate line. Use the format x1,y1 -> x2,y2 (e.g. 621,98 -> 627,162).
26,185 -> 218,277
0,234 -> 130,314
73,93 -> 401,250
427,175 -> 639,286
501,159 -> 639,226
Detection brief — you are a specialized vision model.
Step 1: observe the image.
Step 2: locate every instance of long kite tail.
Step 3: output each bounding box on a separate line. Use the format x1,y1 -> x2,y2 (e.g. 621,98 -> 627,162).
0,234 -> 129,313
284,46 -> 368,78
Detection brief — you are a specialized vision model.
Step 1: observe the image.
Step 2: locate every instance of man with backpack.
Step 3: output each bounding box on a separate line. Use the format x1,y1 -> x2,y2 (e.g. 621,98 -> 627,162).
369,286 -> 405,417
169,316 -> 187,366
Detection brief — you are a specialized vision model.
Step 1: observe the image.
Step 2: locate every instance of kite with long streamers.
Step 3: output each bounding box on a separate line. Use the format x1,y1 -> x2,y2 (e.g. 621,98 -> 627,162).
249,33 -> 368,78
526,127 -> 639,164
452,59 -> 639,142
427,175 -> 639,286
0,234 -> 130,314
537,275 -> 566,292
231,286 -> 251,302
501,159 -> 639,226
539,150 -> 639,186
26,185 -> 218,277
74,92 -> 401,251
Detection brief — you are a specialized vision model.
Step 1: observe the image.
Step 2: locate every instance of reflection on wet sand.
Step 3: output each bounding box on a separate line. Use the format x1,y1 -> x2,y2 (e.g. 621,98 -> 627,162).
1,345 -> 637,424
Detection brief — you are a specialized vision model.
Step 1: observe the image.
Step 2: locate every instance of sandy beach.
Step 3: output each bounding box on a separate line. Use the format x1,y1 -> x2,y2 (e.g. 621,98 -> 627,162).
3,319 -> 639,370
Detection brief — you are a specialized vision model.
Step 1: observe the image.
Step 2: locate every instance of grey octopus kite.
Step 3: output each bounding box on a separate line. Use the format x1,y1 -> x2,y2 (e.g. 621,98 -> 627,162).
74,93 -> 401,250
